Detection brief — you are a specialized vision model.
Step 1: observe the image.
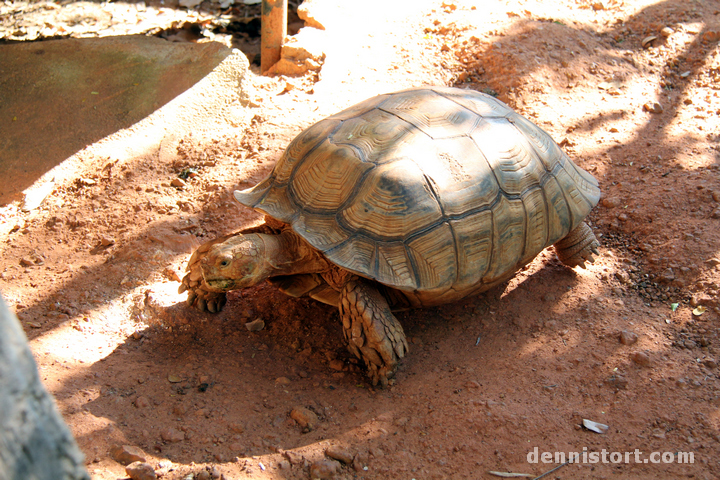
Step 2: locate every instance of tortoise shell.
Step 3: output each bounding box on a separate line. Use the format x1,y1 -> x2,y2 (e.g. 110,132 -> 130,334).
235,86 -> 600,301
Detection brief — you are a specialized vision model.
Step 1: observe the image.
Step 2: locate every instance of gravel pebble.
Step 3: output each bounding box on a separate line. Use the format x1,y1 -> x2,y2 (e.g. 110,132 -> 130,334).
290,406 -> 319,431
245,318 -> 265,331
326,445 -> 354,464
110,445 -> 147,465
353,452 -> 369,472
601,197 -> 622,208
703,358 -> 717,369
328,359 -> 345,371
631,351 -> 652,367
125,461 -> 157,480
643,102 -> 663,114
310,459 -> 341,479
619,330 -> 639,345
160,427 -> 185,443
606,374 -> 628,389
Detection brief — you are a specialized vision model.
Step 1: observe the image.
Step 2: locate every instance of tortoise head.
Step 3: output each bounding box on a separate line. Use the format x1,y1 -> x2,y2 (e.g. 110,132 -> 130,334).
200,234 -> 273,292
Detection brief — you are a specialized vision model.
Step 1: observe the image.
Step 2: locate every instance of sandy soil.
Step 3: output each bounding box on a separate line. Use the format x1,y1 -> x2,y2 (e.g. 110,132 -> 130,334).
2,0 -> 720,479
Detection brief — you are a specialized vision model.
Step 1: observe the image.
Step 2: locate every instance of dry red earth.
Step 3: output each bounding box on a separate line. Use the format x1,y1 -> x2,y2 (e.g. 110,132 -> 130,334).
1,0 -> 720,479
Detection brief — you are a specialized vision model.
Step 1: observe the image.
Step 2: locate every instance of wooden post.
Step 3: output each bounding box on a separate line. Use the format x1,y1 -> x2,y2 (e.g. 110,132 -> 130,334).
261,0 -> 287,74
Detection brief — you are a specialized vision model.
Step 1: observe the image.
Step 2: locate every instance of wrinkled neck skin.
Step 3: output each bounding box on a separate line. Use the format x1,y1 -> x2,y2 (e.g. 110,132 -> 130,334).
261,229 -> 331,278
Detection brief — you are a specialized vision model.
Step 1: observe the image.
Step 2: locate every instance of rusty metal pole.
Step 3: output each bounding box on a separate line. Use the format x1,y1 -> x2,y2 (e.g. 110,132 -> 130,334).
261,0 -> 287,74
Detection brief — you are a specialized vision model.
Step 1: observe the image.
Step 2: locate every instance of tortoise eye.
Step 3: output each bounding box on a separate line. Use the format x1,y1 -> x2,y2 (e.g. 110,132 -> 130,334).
219,260 -> 230,267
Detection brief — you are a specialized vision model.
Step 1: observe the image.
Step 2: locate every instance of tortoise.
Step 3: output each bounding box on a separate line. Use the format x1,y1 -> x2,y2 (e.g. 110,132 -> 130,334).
179,86 -> 601,386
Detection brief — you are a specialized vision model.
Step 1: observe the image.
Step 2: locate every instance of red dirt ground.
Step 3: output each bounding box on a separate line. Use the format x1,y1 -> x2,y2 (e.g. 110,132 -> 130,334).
1,0 -> 720,479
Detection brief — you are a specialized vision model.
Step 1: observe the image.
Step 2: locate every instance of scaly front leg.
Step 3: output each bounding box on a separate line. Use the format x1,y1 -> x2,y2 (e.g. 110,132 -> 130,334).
178,236 -> 231,313
339,278 -> 408,386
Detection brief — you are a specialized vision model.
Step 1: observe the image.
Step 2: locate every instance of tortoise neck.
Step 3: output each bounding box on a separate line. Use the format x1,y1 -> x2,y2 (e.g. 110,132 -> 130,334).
260,230 -> 330,278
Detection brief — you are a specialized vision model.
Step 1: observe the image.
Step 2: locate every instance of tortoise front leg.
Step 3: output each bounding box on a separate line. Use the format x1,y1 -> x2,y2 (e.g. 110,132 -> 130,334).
178,237 -> 229,313
339,278 -> 408,386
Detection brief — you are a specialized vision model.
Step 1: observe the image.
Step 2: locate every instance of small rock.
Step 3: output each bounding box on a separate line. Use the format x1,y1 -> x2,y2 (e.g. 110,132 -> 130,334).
353,452 -> 369,472
309,459 -> 341,479
99,236 -> 115,247
171,178 -> 186,188
163,267 -> 181,282
658,268 -> 675,283
276,376 -> 291,385
619,330 -> 639,345
245,318 -> 265,332
326,445 -> 354,464
160,427 -> 185,443
643,102 -> 663,114
660,26 -> 674,37
464,380 -> 481,389
601,197 -> 622,209
631,351 -> 652,367
592,2 -> 604,10
702,30 -> 720,43
290,406 -> 319,431
125,461 -> 157,480
328,359 -> 345,371
711,190 -> 720,202
614,270 -> 631,285
703,358 -> 717,369
711,207 -> 720,219
134,396 -> 150,408
606,374 -> 628,389
196,471 -> 211,480
297,0 -> 327,29
110,445 -> 147,466
229,422 -> 245,434
283,450 -> 304,465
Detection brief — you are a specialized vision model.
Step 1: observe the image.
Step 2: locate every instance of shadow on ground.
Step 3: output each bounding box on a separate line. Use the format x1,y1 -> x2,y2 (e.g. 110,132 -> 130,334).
0,35 -> 231,204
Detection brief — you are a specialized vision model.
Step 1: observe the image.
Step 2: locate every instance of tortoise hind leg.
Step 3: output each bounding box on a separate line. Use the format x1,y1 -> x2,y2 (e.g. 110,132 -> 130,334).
339,278 -> 408,387
553,222 -> 600,268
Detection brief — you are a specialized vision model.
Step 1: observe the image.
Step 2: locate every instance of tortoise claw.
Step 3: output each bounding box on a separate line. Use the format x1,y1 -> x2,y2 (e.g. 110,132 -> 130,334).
197,297 -> 207,312
187,290 -> 197,307
207,299 -> 217,313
